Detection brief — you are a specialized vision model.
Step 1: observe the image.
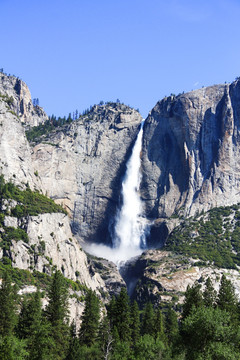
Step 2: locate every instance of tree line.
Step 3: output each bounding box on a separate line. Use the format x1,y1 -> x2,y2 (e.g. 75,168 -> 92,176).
0,269 -> 240,359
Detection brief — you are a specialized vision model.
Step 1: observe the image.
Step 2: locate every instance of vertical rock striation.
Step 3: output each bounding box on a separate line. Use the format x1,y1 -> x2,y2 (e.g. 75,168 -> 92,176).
0,93 -> 41,188
141,80 -> 240,245
31,104 -> 142,243
0,73 -> 48,127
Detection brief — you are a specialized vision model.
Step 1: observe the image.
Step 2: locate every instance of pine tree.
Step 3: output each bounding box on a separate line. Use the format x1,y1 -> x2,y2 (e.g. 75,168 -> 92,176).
17,289 -> 54,360
107,288 -> 131,343
182,281 -> 203,320
216,274 -> 238,316
0,271 -> 17,337
203,277 -> 217,308
165,306 -> 179,345
79,289 -> 100,346
113,287 -> 131,342
17,289 -> 42,339
107,296 -> 116,324
141,302 -> 155,337
44,270 -> 70,359
0,272 -> 27,359
0,335 -> 28,360
181,306 -> 240,360
98,315 -> 113,360
45,271 -> 69,325
130,300 -> 140,344
65,322 -> 82,360
154,308 -> 166,342
28,320 -> 54,360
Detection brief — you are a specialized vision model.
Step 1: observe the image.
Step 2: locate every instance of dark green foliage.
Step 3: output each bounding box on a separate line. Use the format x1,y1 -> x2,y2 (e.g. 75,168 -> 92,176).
133,335 -> 165,360
182,281 -> 203,320
203,277 -> 217,307
0,271 -> 17,337
45,270 -> 69,325
97,315 -> 113,360
165,204 -> 240,269
17,290 -> 42,339
141,302 -> 155,336
111,287 -> 131,343
181,307 -> 240,360
73,343 -> 102,359
27,321 -> 54,360
154,308 -> 166,342
130,300 -> 140,344
1,265 -> 240,359
2,227 -> 29,244
79,289 -> 100,347
44,270 -> 70,359
25,117 -> 73,144
0,175 -> 67,216
111,340 -> 133,360
17,290 -> 55,359
0,175 -> 66,259
217,274 -> 238,316
65,322 -> 82,360
0,335 -> 29,360
165,306 -> 179,345
0,262 -> 87,300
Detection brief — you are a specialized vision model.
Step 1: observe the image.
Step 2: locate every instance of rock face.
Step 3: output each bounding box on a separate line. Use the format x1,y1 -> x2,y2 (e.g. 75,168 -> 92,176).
3,71 -> 240,310
7,213 -> 106,292
0,72 -> 48,127
123,250 -> 240,307
31,104 -> 142,243
0,94 -> 41,189
141,80 -> 240,245
0,75 -> 131,312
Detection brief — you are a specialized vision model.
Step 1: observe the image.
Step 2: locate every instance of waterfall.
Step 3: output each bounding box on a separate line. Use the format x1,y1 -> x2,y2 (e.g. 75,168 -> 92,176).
85,121 -> 149,265
112,121 -> 149,264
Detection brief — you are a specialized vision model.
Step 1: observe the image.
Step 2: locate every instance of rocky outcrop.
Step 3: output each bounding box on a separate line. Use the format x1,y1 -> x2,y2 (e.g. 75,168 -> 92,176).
0,211 -> 110,325
141,80 -> 240,245
0,72 -> 48,127
88,255 -> 126,296
6,213 -> 106,293
0,96 -> 41,189
31,104 -> 142,243
124,250 -> 240,307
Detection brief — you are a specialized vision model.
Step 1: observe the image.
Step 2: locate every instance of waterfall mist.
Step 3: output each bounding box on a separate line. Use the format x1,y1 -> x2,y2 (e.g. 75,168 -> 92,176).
87,122 -> 150,266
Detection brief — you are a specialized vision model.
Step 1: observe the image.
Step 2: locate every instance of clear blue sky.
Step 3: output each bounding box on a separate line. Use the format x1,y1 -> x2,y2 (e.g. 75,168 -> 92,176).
1,0 -> 240,118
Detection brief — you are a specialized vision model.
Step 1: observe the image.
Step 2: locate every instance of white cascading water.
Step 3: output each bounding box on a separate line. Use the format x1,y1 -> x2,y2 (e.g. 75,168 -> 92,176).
112,121 -> 147,263
86,121 -> 149,265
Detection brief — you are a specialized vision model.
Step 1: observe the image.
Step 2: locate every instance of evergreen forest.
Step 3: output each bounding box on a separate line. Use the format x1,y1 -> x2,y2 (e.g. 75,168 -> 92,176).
0,269 -> 240,359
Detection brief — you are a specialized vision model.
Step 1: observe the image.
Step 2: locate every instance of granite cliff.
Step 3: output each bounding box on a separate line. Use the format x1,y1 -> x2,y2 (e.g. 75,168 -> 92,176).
141,79 -> 240,246
0,73 -> 48,127
0,73 -> 135,322
2,71 -> 240,311
31,103 -> 142,244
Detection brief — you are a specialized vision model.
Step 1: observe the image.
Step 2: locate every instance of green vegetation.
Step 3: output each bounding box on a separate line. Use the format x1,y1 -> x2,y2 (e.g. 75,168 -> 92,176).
0,175 -> 67,216
1,271 -> 240,359
165,204 -> 240,269
2,227 -> 29,245
25,116 -> 73,143
25,101 -> 137,144
0,92 -> 14,107
0,261 -> 88,295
